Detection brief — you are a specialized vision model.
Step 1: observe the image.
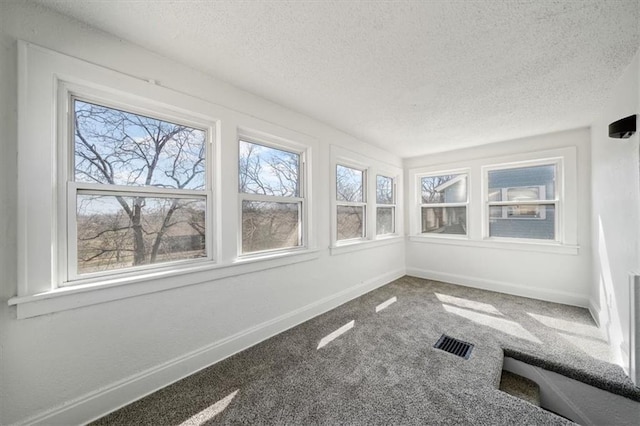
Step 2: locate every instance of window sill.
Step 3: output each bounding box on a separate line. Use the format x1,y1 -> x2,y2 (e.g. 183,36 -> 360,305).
408,235 -> 579,255
8,248 -> 320,319
330,235 -> 404,256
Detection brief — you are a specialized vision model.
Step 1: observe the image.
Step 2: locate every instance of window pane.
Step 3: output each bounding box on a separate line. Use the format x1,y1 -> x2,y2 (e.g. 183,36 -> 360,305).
77,194 -> 206,274
421,174 -> 466,204
421,207 -> 467,235
238,140 -> 300,197
337,205 -> 365,240
488,165 -> 555,202
489,205 -> 555,239
242,201 -> 300,253
376,207 -> 395,235
336,165 -> 364,202
376,175 -> 394,204
74,100 -> 206,190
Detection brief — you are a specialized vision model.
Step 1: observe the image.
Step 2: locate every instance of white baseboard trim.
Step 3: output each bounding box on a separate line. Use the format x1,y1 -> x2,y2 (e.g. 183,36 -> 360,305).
22,268 -> 405,426
406,267 -> 588,308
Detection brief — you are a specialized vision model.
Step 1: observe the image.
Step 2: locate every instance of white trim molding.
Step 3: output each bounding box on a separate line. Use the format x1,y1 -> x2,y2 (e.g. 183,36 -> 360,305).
17,268 -> 405,426
407,267 -> 589,307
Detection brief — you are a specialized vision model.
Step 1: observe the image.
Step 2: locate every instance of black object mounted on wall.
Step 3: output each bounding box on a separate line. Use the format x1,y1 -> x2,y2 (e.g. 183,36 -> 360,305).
608,114 -> 637,139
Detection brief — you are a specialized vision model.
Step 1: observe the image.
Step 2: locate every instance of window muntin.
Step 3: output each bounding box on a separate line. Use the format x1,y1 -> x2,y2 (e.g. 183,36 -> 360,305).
239,140 -> 304,254
336,165 -> 366,241
487,164 -> 557,240
69,98 -> 210,279
419,173 -> 468,235
376,175 -> 395,235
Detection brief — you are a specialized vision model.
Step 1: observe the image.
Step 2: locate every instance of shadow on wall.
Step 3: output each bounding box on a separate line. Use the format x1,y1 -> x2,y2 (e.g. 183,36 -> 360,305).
597,215 -> 625,368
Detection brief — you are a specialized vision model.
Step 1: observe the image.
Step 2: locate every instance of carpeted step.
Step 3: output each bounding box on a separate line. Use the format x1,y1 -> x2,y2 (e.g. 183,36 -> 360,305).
499,370 -> 541,407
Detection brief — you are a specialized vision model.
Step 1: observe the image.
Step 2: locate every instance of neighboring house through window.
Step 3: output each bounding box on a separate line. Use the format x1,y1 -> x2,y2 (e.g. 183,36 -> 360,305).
420,173 -> 468,236
486,163 -> 558,240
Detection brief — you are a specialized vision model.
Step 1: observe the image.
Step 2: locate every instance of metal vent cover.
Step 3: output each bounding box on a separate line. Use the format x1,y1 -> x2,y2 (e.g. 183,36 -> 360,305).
434,334 -> 474,359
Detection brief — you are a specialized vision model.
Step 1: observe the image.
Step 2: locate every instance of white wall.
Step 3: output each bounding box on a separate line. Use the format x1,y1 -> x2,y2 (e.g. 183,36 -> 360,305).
404,128 -> 592,307
590,49 -> 640,375
0,2 -> 405,424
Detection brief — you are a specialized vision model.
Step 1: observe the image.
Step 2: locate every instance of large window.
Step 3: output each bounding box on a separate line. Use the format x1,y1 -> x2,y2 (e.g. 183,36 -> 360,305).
336,165 -> 366,241
376,175 -> 395,235
486,163 -> 557,240
69,98 -> 210,279
419,173 -> 468,236
13,43 -> 326,318
238,140 -> 304,254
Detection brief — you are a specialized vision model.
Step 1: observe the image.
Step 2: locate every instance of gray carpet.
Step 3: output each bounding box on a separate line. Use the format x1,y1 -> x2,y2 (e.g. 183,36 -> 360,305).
499,371 -> 541,407
93,276 -> 640,425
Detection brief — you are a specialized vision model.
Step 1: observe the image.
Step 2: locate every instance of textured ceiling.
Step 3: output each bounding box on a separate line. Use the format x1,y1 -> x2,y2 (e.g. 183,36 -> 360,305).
33,0 -> 640,158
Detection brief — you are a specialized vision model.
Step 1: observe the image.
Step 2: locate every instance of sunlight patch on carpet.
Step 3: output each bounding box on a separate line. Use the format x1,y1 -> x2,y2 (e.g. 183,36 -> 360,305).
436,293 -> 503,316
375,296 -> 397,312
443,304 -> 541,343
527,312 -> 604,339
179,389 -> 239,426
317,320 -> 355,349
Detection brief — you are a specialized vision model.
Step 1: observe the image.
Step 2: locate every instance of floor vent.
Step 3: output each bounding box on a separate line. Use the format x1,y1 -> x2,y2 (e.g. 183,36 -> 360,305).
434,334 -> 474,359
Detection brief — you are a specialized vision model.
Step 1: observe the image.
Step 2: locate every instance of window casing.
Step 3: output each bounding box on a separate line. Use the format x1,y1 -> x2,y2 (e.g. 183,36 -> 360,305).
408,147 -> 576,253
336,164 -> 367,241
418,172 -> 469,236
238,138 -> 306,255
376,175 -> 396,235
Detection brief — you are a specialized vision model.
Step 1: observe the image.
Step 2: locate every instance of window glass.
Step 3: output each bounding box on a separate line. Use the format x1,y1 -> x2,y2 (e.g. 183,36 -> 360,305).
376,207 -> 395,235
489,206 -> 555,239
488,164 -> 556,240
421,207 -> 467,235
74,100 -> 206,189
241,201 -> 300,253
336,165 -> 364,202
76,194 -> 206,274
239,140 -> 299,197
337,205 -> 365,240
72,99 -> 209,277
376,175 -> 394,204
487,165 -> 555,201
421,174 -> 467,204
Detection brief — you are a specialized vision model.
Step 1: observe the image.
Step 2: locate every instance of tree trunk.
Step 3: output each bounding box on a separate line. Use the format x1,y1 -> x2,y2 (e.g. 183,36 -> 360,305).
132,198 -> 146,265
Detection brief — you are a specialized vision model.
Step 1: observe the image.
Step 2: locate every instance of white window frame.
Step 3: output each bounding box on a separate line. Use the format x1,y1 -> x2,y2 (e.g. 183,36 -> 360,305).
335,162 -> 368,242
10,42 -> 321,319
415,170 -> 470,239
237,132 -> 308,257
63,91 -> 216,284
375,174 -> 396,236
483,159 -> 561,242
330,145 -> 403,254
408,146 -> 577,255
